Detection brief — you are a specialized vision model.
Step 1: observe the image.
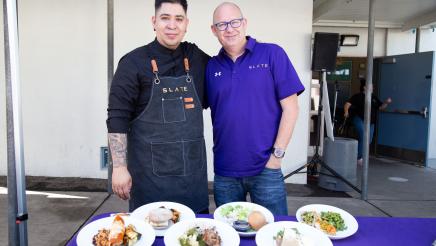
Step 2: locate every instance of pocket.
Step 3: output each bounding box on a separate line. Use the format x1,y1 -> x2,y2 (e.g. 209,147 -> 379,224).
162,97 -> 186,123
151,141 -> 185,177
183,139 -> 206,176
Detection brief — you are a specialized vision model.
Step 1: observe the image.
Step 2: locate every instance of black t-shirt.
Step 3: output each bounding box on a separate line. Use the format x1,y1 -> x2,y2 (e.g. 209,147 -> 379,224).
347,92 -> 382,123
107,39 -> 210,133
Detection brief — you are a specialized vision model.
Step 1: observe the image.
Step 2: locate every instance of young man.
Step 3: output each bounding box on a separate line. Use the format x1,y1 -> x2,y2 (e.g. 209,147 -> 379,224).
344,79 -> 392,165
107,0 -> 209,213
207,2 -> 304,215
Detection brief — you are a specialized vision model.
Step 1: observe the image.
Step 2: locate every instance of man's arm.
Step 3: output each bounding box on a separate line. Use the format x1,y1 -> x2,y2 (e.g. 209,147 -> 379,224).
344,102 -> 352,118
379,97 -> 392,110
265,94 -> 299,169
108,133 -> 131,200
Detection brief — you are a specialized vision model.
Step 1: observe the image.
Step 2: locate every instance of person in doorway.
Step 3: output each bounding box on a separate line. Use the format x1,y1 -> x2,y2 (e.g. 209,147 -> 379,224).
106,0 -> 210,213
206,2 -> 305,215
344,79 -> 392,165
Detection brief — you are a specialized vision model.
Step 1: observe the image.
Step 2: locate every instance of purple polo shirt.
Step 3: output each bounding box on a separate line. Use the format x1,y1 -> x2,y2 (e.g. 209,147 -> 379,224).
206,37 -> 305,177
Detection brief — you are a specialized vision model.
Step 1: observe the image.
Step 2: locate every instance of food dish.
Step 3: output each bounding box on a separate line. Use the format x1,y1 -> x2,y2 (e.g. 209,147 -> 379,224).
255,221 -> 333,246
164,218 -> 240,246
76,215 -> 155,246
130,201 -> 195,237
296,204 -> 358,240
213,202 -> 274,237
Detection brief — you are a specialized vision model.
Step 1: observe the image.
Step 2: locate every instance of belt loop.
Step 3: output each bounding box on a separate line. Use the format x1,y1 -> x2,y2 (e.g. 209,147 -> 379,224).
184,57 -> 192,83
151,59 -> 160,84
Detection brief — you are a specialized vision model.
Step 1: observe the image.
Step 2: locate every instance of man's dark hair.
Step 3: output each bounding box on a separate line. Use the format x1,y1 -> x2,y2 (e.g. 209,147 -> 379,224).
155,0 -> 188,13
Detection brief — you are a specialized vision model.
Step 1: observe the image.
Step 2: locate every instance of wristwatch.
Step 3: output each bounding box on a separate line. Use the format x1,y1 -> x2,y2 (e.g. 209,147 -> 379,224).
272,147 -> 285,159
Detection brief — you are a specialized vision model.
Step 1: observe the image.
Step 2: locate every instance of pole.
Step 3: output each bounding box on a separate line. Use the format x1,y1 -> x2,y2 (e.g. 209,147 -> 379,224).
415,27 -> 420,53
107,0 -> 114,194
4,0 -> 28,245
362,0 -> 376,200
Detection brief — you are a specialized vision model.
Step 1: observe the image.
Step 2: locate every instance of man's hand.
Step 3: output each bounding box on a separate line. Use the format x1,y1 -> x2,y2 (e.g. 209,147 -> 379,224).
385,97 -> 392,104
265,155 -> 282,169
344,111 -> 349,118
112,166 -> 132,200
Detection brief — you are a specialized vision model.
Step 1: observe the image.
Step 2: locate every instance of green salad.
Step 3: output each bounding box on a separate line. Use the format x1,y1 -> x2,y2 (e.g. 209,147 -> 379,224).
219,205 -> 250,221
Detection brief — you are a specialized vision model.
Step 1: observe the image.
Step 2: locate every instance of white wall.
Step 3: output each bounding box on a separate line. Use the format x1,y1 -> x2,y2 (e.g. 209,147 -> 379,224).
1,0 -> 107,178
387,28 -> 436,56
0,0 -> 313,183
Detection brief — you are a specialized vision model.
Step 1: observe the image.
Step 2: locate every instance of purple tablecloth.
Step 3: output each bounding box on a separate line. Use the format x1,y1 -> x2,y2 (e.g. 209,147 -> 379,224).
68,213 -> 436,245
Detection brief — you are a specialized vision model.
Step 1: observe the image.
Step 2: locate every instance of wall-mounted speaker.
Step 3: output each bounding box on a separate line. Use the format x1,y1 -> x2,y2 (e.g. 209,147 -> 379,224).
312,32 -> 339,71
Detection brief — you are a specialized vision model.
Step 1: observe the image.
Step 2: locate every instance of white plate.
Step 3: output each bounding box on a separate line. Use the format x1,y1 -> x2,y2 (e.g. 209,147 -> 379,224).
163,218 -> 240,246
130,201 -> 196,237
296,204 -> 359,240
76,215 -> 155,246
213,201 -> 274,237
256,221 -> 333,246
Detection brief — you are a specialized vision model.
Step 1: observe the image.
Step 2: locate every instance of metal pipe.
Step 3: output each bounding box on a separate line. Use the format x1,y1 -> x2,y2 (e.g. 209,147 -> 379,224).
415,27 -> 421,53
4,0 -> 28,245
107,0 -> 114,194
362,0 -> 376,200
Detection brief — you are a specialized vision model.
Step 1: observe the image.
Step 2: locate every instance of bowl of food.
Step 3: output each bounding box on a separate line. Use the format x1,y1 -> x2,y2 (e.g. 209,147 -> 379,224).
296,204 -> 358,239
130,201 -> 195,237
256,221 -> 333,246
77,214 -> 155,246
163,218 -> 240,246
213,202 -> 274,237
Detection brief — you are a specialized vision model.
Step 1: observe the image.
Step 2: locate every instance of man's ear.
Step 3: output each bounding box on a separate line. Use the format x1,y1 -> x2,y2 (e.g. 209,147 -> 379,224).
151,16 -> 156,31
211,25 -> 218,37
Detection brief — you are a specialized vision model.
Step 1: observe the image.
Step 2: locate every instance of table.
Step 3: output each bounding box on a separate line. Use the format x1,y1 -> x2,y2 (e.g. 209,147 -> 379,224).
68,213 -> 436,245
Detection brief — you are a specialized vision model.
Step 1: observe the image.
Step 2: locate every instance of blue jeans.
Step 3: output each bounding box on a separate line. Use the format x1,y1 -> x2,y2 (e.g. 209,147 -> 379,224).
352,116 -> 374,159
214,168 -> 288,215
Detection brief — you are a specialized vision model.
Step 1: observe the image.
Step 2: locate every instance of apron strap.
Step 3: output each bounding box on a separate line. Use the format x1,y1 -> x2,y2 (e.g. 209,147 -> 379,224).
184,57 -> 192,83
150,59 -> 161,85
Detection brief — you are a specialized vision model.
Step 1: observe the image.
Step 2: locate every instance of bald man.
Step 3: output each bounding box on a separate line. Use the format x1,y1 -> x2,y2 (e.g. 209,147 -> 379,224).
206,2 -> 304,215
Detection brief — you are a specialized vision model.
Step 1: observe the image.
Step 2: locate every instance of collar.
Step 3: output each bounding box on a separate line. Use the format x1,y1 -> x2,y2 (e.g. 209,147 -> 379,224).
149,38 -> 184,57
218,36 -> 256,58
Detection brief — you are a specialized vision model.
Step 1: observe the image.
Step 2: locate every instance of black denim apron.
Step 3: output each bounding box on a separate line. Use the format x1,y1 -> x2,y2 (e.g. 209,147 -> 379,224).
127,53 -> 208,213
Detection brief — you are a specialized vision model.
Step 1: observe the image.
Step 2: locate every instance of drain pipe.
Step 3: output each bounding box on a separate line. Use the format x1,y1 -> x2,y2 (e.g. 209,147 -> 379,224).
107,0 -> 114,194
4,0 -> 29,244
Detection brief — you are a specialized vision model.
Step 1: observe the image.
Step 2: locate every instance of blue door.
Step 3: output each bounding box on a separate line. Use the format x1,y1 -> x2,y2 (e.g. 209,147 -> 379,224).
376,52 -> 434,165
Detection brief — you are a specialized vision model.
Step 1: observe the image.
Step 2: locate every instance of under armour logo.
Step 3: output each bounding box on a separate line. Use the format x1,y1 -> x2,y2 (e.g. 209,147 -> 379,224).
214,72 -> 222,77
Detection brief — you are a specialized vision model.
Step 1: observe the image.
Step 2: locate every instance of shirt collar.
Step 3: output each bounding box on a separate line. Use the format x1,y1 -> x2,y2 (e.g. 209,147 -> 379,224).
150,38 -> 184,57
218,36 -> 256,58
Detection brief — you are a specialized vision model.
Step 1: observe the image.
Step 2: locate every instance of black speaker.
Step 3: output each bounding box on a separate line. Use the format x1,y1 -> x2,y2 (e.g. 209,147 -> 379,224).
312,32 -> 339,71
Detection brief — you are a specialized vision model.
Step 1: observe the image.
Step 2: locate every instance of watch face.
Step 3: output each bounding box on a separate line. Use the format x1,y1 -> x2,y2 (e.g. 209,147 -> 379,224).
274,148 -> 285,158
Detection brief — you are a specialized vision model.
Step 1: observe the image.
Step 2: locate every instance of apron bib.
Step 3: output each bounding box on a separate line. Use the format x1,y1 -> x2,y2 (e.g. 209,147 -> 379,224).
127,54 -> 208,213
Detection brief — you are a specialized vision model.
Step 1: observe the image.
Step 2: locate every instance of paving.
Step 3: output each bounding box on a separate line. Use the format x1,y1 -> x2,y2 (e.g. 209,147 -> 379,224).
1,156 -> 436,245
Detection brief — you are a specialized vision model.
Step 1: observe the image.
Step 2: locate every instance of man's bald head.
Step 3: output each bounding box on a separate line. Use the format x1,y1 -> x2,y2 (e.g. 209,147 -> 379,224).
213,2 -> 243,24
210,2 -> 247,54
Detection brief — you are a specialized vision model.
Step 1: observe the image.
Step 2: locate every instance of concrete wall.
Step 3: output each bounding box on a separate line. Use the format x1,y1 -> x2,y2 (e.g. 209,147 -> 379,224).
0,0 -> 313,184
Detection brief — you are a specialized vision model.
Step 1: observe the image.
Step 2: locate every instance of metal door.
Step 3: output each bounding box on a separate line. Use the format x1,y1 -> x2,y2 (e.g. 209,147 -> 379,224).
376,52 -> 434,165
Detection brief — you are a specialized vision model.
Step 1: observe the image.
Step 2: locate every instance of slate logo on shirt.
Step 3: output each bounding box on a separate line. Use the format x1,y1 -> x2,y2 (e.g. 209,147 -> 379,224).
214,72 -> 222,77
248,63 -> 269,70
